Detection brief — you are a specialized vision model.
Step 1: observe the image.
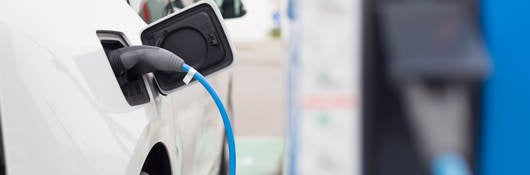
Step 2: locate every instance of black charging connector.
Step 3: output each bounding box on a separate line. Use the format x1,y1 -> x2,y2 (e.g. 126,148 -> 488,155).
106,45 -> 186,106
108,45 -> 185,77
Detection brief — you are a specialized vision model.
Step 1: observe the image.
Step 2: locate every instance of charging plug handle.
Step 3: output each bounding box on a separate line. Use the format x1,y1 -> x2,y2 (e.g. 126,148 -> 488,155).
109,45 -> 185,77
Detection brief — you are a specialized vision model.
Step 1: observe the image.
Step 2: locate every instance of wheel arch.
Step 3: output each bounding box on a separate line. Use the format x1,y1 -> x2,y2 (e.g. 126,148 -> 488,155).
141,142 -> 172,175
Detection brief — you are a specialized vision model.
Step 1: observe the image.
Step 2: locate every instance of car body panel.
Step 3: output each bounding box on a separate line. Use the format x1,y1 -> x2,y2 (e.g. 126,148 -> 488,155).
0,0 -> 230,174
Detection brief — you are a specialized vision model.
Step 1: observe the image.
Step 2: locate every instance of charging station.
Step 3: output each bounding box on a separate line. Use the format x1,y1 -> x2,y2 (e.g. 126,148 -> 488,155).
286,0 -> 530,174
362,0 -> 488,174
362,0 -> 530,174
288,0 -> 492,174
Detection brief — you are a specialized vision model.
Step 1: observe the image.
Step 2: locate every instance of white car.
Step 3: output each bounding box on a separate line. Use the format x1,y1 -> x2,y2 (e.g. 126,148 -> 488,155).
0,0 -> 242,174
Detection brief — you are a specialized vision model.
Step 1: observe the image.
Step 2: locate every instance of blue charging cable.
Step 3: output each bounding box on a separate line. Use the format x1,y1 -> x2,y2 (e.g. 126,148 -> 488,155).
107,45 -> 236,174
182,64 -> 237,175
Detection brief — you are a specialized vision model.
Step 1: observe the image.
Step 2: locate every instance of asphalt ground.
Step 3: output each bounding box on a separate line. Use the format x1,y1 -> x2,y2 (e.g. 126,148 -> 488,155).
231,39 -> 287,174
232,40 -> 287,138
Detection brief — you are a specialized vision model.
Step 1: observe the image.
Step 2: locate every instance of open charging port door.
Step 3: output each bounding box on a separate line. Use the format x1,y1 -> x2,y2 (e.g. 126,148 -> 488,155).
141,1 -> 236,94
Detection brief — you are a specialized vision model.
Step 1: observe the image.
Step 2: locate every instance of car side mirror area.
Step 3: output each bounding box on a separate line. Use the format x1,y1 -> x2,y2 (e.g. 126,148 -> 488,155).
219,0 -> 247,19
141,1 -> 236,95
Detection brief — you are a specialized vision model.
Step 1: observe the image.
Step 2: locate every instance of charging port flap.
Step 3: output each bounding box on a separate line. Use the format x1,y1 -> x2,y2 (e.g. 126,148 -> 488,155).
141,2 -> 235,94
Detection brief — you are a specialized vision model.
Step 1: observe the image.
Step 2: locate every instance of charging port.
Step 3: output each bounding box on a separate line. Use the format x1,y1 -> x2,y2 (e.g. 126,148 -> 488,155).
97,31 -> 150,106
